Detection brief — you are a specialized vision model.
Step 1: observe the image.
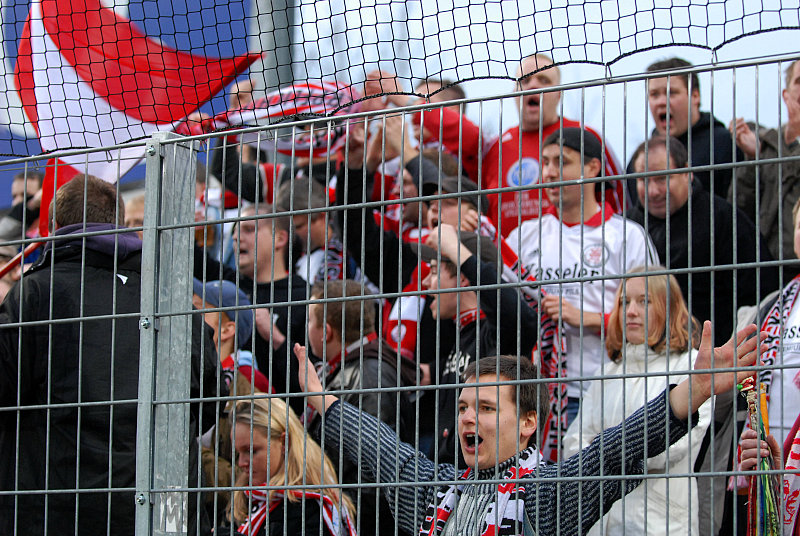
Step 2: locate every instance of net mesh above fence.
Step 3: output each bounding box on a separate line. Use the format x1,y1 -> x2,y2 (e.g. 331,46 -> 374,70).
2,0 -> 800,164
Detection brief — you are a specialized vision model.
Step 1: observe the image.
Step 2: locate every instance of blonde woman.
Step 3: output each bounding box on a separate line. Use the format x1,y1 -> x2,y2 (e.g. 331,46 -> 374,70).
563,265 -> 712,535
223,397 -> 356,536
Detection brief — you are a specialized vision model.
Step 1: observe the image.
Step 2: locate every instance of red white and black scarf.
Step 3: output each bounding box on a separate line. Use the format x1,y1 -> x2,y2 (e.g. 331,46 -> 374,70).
238,488 -> 357,536
733,276 -> 800,490
419,446 -> 544,536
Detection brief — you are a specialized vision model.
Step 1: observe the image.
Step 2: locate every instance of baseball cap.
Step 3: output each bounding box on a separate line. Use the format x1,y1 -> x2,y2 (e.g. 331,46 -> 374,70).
421,174 -> 489,214
542,127 -> 604,162
192,278 -> 254,349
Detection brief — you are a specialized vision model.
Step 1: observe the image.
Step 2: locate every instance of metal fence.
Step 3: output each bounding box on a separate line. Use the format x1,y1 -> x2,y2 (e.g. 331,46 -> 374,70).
0,55 -> 797,536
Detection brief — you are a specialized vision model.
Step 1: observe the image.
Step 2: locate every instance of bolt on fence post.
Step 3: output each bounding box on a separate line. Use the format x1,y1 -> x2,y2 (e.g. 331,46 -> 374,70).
135,132 -> 198,536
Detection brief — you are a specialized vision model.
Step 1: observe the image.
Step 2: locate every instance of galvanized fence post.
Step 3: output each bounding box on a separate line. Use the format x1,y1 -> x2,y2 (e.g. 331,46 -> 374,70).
135,131 -> 198,536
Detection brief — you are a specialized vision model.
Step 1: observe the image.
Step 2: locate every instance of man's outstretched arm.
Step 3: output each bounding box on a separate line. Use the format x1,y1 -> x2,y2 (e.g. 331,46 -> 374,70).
294,343 -> 448,535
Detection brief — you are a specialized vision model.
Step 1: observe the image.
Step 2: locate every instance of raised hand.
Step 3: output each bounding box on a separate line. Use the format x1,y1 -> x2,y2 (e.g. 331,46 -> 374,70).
362,70 -> 407,112
346,120 -> 367,169
425,223 -> 472,265
729,118 -> 757,159
293,343 -> 337,414
669,321 -> 765,419
381,114 -> 410,154
254,307 -> 285,350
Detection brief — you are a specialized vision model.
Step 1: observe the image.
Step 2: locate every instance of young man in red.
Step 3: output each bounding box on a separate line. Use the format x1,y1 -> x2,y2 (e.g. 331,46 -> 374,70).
484,54 -> 623,237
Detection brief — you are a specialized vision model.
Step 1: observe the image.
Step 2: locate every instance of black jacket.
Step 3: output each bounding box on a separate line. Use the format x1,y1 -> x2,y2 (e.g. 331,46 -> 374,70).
628,184 -> 779,345
318,337 -> 414,536
329,339 -> 403,424
248,277 -> 309,414
0,224 -> 219,536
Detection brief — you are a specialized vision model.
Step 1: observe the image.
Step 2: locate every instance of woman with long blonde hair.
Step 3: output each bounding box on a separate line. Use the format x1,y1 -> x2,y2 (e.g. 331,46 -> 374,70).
224,397 -> 356,536
563,265 -> 712,535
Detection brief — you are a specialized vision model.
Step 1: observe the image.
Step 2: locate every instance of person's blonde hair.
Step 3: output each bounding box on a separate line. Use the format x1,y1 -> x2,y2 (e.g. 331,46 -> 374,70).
229,397 -> 354,524
606,265 -> 701,362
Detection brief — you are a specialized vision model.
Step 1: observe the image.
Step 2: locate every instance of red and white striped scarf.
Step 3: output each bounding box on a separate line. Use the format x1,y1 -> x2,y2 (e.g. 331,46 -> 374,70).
238,488 -> 357,536
176,81 -> 361,158
419,446 -> 544,536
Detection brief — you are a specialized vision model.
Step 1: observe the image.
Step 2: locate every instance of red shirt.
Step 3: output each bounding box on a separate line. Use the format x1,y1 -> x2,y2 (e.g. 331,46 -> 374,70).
221,355 -> 271,394
412,108 -> 483,182
483,121 -> 624,238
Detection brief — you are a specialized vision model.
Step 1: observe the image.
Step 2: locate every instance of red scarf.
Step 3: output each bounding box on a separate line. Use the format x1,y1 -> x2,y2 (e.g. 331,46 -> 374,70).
238,488 -> 357,536
457,308 -> 486,329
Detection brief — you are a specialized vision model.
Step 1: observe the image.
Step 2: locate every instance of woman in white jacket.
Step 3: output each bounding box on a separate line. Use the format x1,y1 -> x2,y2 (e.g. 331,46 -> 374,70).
563,265 -> 712,535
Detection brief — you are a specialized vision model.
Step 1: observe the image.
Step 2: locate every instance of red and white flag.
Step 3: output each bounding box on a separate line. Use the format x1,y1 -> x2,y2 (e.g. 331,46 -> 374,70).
176,80 -> 362,158
14,0 -> 261,235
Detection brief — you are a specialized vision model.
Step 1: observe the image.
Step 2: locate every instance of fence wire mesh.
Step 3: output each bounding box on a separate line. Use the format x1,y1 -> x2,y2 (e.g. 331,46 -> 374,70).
0,57 -> 797,536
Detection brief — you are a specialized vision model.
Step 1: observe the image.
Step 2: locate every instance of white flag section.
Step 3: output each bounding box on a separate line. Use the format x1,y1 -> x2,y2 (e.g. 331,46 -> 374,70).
15,0 -> 260,180
19,0 -> 164,179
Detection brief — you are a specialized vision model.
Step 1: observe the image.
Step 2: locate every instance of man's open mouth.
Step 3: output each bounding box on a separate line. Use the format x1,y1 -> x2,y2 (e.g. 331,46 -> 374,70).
463,432 -> 483,448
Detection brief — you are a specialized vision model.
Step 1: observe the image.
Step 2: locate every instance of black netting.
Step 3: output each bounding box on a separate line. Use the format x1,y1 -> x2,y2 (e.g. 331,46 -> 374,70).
0,0 -> 798,164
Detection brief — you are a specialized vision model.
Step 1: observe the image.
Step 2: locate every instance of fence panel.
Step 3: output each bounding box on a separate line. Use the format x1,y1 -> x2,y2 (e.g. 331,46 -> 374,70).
1,55 -> 798,536
136,132 -> 200,536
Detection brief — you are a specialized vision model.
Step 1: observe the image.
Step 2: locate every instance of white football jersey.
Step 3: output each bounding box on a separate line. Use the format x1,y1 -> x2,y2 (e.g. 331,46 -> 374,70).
507,209 -> 659,397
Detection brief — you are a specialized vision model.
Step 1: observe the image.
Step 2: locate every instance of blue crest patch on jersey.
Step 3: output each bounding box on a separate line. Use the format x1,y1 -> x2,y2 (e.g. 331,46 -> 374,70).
506,157 -> 540,187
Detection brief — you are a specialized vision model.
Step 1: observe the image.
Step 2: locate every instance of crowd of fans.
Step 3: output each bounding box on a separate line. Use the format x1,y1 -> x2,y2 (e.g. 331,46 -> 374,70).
1,54 -> 799,536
